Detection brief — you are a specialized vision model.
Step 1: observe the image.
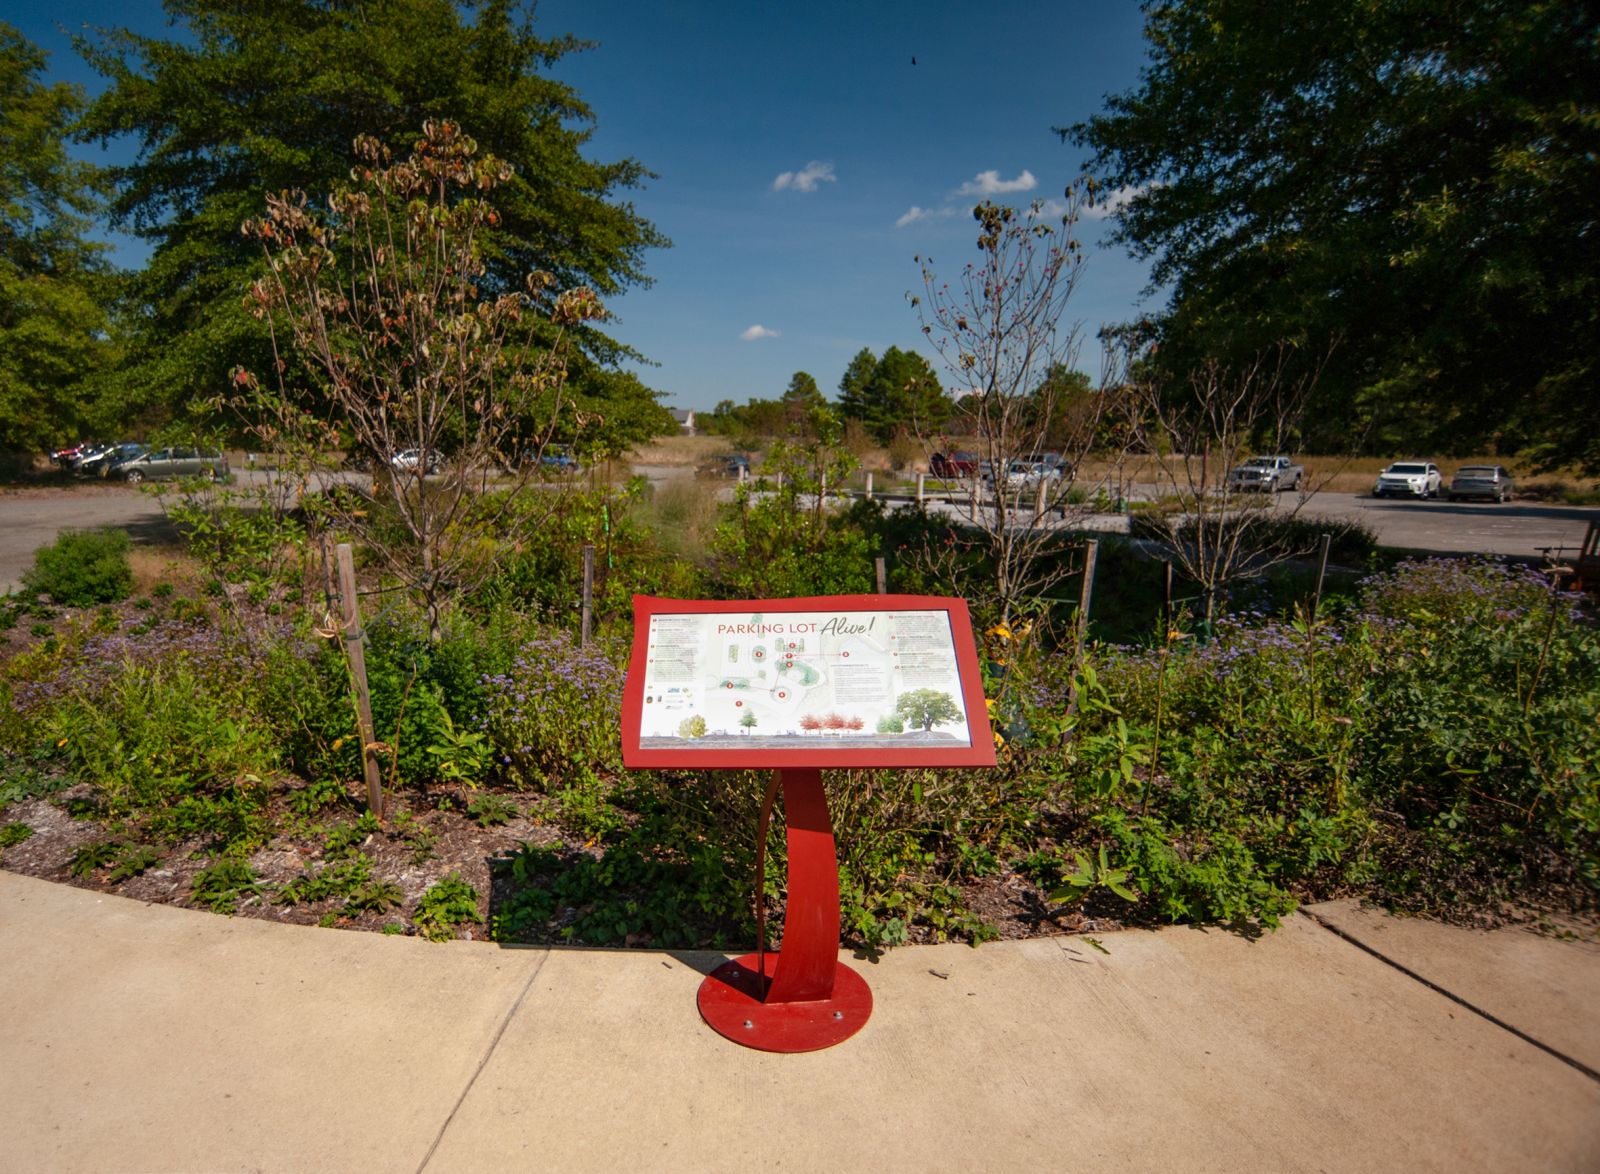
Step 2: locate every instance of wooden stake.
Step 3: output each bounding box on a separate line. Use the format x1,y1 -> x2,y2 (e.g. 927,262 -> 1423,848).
581,543 -> 595,646
1162,560 -> 1174,631
865,471 -> 874,501
875,556 -> 887,595
1078,539 -> 1099,639
915,472 -> 925,503
1312,533 -> 1332,621
334,543 -> 383,820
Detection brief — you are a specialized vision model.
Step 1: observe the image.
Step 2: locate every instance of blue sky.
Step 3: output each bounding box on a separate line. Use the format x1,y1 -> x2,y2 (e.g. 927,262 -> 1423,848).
14,0 -> 1161,413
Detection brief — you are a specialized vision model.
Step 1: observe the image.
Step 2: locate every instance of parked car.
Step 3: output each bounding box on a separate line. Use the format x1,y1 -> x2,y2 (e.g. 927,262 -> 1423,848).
696,453 -> 750,479
113,447 -> 229,484
49,440 -> 99,469
1372,461 -> 1442,499
997,460 -> 1061,491
390,448 -> 443,474
1227,455 -> 1304,492
537,444 -> 581,472
1447,465 -> 1514,503
930,451 -> 980,478
82,442 -> 146,477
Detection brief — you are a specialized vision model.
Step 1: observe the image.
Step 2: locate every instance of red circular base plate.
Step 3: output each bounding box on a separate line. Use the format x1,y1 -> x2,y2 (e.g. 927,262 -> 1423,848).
697,953 -> 873,1053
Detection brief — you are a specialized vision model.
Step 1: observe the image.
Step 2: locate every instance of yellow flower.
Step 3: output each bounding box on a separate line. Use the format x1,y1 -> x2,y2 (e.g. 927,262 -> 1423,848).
984,698 -> 997,712
993,729 -> 1007,747
56,737 -> 68,748
987,623 -> 1013,641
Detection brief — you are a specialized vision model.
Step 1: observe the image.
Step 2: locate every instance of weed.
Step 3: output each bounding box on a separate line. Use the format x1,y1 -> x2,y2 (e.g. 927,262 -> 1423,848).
0,822 -> 35,848
324,812 -> 381,858
69,840 -> 121,877
1048,845 -> 1141,905
414,873 -> 479,941
190,857 -> 265,914
108,844 -> 162,883
466,793 -> 516,827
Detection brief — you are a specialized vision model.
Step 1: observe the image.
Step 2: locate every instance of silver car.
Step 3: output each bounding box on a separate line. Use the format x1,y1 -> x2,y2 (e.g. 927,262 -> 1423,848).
1448,465 -> 1514,503
113,447 -> 229,483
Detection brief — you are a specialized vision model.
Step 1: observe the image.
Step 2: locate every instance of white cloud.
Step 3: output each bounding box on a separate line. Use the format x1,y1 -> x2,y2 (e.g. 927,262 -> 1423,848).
1084,184 -> 1147,219
895,204 -> 963,229
956,168 -> 1037,197
740,324 -> 780,341
772,161 -> 837,193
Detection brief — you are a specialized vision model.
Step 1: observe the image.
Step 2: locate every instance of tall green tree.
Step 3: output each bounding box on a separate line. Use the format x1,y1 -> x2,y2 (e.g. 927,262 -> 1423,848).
1067,0 -> 1600,470
74,0 -> 669,440
834,346 -> 949,443
836,347 -> 877,423
0,23 -> 117,451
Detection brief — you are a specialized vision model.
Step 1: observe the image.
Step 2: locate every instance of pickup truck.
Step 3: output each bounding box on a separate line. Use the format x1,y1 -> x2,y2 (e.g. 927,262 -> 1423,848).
1226,455 -> 1304,493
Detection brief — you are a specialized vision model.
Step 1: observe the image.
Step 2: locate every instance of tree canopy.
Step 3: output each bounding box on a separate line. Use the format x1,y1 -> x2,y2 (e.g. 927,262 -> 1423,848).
835,345 -> 949,443
73,0 -> 670,443
0,22 -> 117,451
1068,0 -> 1600,470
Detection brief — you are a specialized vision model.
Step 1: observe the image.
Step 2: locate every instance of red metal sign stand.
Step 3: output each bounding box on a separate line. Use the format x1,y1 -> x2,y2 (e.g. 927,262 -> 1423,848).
696,767 -> 872,1052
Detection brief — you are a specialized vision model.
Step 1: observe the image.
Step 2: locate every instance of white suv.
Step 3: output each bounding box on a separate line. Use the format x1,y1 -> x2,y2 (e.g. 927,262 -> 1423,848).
1372,461 -> 1442,499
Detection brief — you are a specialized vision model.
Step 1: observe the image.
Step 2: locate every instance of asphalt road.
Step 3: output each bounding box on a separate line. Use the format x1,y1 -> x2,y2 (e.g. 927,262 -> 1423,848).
1,476 -> 1594,595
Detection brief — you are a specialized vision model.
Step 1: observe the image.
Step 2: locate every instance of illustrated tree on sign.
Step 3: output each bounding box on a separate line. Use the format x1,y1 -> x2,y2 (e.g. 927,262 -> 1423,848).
894,689 -> 962,733
678,715 -> 707,739
911,190 -> 1115,619
799,713 -> 822,736
237,121 -> 603,640
740,710 -> 758,735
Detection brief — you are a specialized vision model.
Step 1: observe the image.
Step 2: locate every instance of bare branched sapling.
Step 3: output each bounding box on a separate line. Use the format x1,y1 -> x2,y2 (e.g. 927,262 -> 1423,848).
238,120 -> 603,638
910,185 -> 1113,619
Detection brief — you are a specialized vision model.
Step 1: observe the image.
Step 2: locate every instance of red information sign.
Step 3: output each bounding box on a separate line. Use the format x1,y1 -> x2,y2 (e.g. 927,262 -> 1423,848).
622,593 -> 995,769
623,593 -> 994,1052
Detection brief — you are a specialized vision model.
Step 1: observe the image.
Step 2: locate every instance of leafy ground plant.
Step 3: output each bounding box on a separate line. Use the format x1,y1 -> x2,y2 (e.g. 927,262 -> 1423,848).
414,873 -> 480,941
191,857 -> 265,914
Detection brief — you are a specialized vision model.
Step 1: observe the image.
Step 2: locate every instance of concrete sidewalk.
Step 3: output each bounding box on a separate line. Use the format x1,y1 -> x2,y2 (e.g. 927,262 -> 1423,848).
2,871 -> 1597,1173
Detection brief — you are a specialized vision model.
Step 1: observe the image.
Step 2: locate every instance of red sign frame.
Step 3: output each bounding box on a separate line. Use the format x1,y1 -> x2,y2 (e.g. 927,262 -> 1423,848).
621,593 -> 995,770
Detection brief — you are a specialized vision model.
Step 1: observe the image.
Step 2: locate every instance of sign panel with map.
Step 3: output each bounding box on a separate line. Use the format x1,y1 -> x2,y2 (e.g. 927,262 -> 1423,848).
621,594 -> 995,768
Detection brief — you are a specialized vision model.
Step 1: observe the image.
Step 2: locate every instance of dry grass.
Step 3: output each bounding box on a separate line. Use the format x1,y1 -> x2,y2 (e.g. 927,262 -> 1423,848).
128,546 -> 200,597
628,435 -> 741,467
635,477 -> 723,560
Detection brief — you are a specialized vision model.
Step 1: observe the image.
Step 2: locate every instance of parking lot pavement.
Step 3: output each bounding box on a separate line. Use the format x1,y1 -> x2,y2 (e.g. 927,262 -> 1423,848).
1294,493 -> 1597,560
2,478 -> 1594,594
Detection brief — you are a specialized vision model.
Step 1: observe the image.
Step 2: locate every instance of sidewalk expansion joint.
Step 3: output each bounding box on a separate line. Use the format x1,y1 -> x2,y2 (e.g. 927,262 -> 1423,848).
1299,908 -> 1600,1085
416,948 -> 552,1173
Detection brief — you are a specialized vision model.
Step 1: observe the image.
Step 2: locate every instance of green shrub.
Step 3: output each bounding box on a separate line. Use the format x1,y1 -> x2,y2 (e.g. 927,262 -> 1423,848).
45,663 -> 277,850
23,528 -> 134,606
481,628 -> 626,791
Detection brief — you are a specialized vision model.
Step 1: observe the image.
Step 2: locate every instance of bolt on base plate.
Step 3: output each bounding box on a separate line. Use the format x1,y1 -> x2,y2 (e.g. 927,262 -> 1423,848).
697,953 -> 873,1053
